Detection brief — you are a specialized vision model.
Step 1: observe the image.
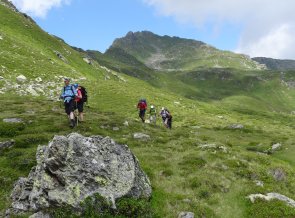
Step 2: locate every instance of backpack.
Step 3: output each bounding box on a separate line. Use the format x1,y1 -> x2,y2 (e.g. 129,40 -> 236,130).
80,86 -> 88,102
150,107 -> 156,114
138,99 -> 147,109
139,98 -> 146,104
63,85 -> 76,98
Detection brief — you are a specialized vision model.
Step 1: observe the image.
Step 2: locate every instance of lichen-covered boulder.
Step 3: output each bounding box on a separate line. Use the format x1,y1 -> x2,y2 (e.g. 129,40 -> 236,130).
10,133 -> 151,215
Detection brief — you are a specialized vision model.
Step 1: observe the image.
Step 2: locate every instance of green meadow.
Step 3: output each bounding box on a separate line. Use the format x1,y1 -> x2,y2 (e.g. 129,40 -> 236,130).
2,1 -> 295,217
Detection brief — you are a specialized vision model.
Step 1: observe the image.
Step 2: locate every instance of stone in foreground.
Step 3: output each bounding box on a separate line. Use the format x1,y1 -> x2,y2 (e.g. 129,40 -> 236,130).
10,133 -> 152,215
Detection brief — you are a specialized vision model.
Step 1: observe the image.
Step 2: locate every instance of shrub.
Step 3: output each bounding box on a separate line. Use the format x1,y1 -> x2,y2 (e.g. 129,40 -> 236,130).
115,197 -> 153,218
48,194 -> 154,218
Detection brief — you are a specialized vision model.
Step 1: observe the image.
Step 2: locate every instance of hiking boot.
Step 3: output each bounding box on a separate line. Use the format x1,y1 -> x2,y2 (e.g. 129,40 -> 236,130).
70,119 -> 75,128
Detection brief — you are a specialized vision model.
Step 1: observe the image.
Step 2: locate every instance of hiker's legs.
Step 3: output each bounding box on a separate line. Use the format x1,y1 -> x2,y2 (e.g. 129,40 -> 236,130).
150,115 -> 156,125
79,112 -> 84,122
161,117 -> 165,126
69,111 -> 75,120
65,100 -> 76,128
139,110 -> 145,122
164,118 -> 168,127
167,118 -> 172,129
77,102 -> 84,122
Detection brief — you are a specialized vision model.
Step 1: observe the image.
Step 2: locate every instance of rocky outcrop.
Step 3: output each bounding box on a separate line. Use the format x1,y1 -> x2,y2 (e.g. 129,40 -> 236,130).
9,133 -> 151,215
248,193 -> 295,207
83,57 -> 92,65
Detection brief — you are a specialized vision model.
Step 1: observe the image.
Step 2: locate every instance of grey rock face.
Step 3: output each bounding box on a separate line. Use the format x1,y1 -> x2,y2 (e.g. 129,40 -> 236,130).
10,133 -> 151,215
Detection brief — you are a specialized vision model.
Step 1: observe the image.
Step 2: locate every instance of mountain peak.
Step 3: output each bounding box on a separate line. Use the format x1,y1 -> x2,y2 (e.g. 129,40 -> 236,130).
107,30 -> 264,71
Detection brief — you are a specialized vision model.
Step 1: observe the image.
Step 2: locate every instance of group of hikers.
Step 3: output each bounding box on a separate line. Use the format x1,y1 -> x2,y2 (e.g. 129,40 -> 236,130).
137,98 -> 172,129
60,78 -> 86,128
60,78 -> 172,129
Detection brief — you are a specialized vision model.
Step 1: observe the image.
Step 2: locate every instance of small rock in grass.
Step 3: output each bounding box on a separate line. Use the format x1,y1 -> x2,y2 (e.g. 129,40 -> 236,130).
178,212 -> 194,218
133,133 -> 150,141
3,118 -> 23,123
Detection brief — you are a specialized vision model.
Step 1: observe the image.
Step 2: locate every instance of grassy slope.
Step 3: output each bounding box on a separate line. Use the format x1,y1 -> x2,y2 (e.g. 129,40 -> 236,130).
2,3 -> 295,218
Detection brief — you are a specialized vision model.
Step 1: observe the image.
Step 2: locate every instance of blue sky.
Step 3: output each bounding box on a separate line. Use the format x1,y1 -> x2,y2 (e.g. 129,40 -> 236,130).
10,0 -> 295,59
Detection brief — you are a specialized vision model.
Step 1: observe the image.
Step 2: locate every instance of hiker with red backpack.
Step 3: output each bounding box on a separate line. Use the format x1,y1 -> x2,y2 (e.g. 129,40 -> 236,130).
60,78 -> 78,128
137,98 -> 147,123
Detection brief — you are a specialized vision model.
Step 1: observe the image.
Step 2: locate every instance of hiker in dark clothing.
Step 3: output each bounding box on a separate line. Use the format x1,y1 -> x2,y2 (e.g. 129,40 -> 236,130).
137,99 -> 147,123
60,78 -> 77,128
160,107 -> 172,129
74,84 -> 84,122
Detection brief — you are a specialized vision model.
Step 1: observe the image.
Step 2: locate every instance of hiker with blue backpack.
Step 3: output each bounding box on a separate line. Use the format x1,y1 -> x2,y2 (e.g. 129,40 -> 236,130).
60,78 -> 78,128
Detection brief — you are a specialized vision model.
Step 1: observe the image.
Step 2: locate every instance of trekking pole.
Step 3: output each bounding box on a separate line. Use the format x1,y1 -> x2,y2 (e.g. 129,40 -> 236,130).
59,98 -> 64,127
75,101 -> 78,127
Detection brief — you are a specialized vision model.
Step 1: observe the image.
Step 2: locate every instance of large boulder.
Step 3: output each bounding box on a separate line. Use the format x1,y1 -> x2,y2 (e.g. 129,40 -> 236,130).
9,133 -> 151,215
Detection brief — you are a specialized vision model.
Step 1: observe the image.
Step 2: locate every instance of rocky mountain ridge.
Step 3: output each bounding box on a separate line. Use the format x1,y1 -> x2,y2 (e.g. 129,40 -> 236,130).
252,57 -> 295,71
106,31 -> 266,71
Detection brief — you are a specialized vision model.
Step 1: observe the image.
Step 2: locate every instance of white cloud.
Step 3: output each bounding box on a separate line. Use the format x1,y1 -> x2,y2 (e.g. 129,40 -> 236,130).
236,24 -> 295,59
10,0 -> 71,18
143,0 -> 295,59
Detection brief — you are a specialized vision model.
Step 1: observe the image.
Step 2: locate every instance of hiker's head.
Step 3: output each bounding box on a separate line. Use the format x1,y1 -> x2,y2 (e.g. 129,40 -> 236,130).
64,78 -> 70,85
73,83 -> 79,89
151,105 -> 154,109
161,107 -> 165,110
